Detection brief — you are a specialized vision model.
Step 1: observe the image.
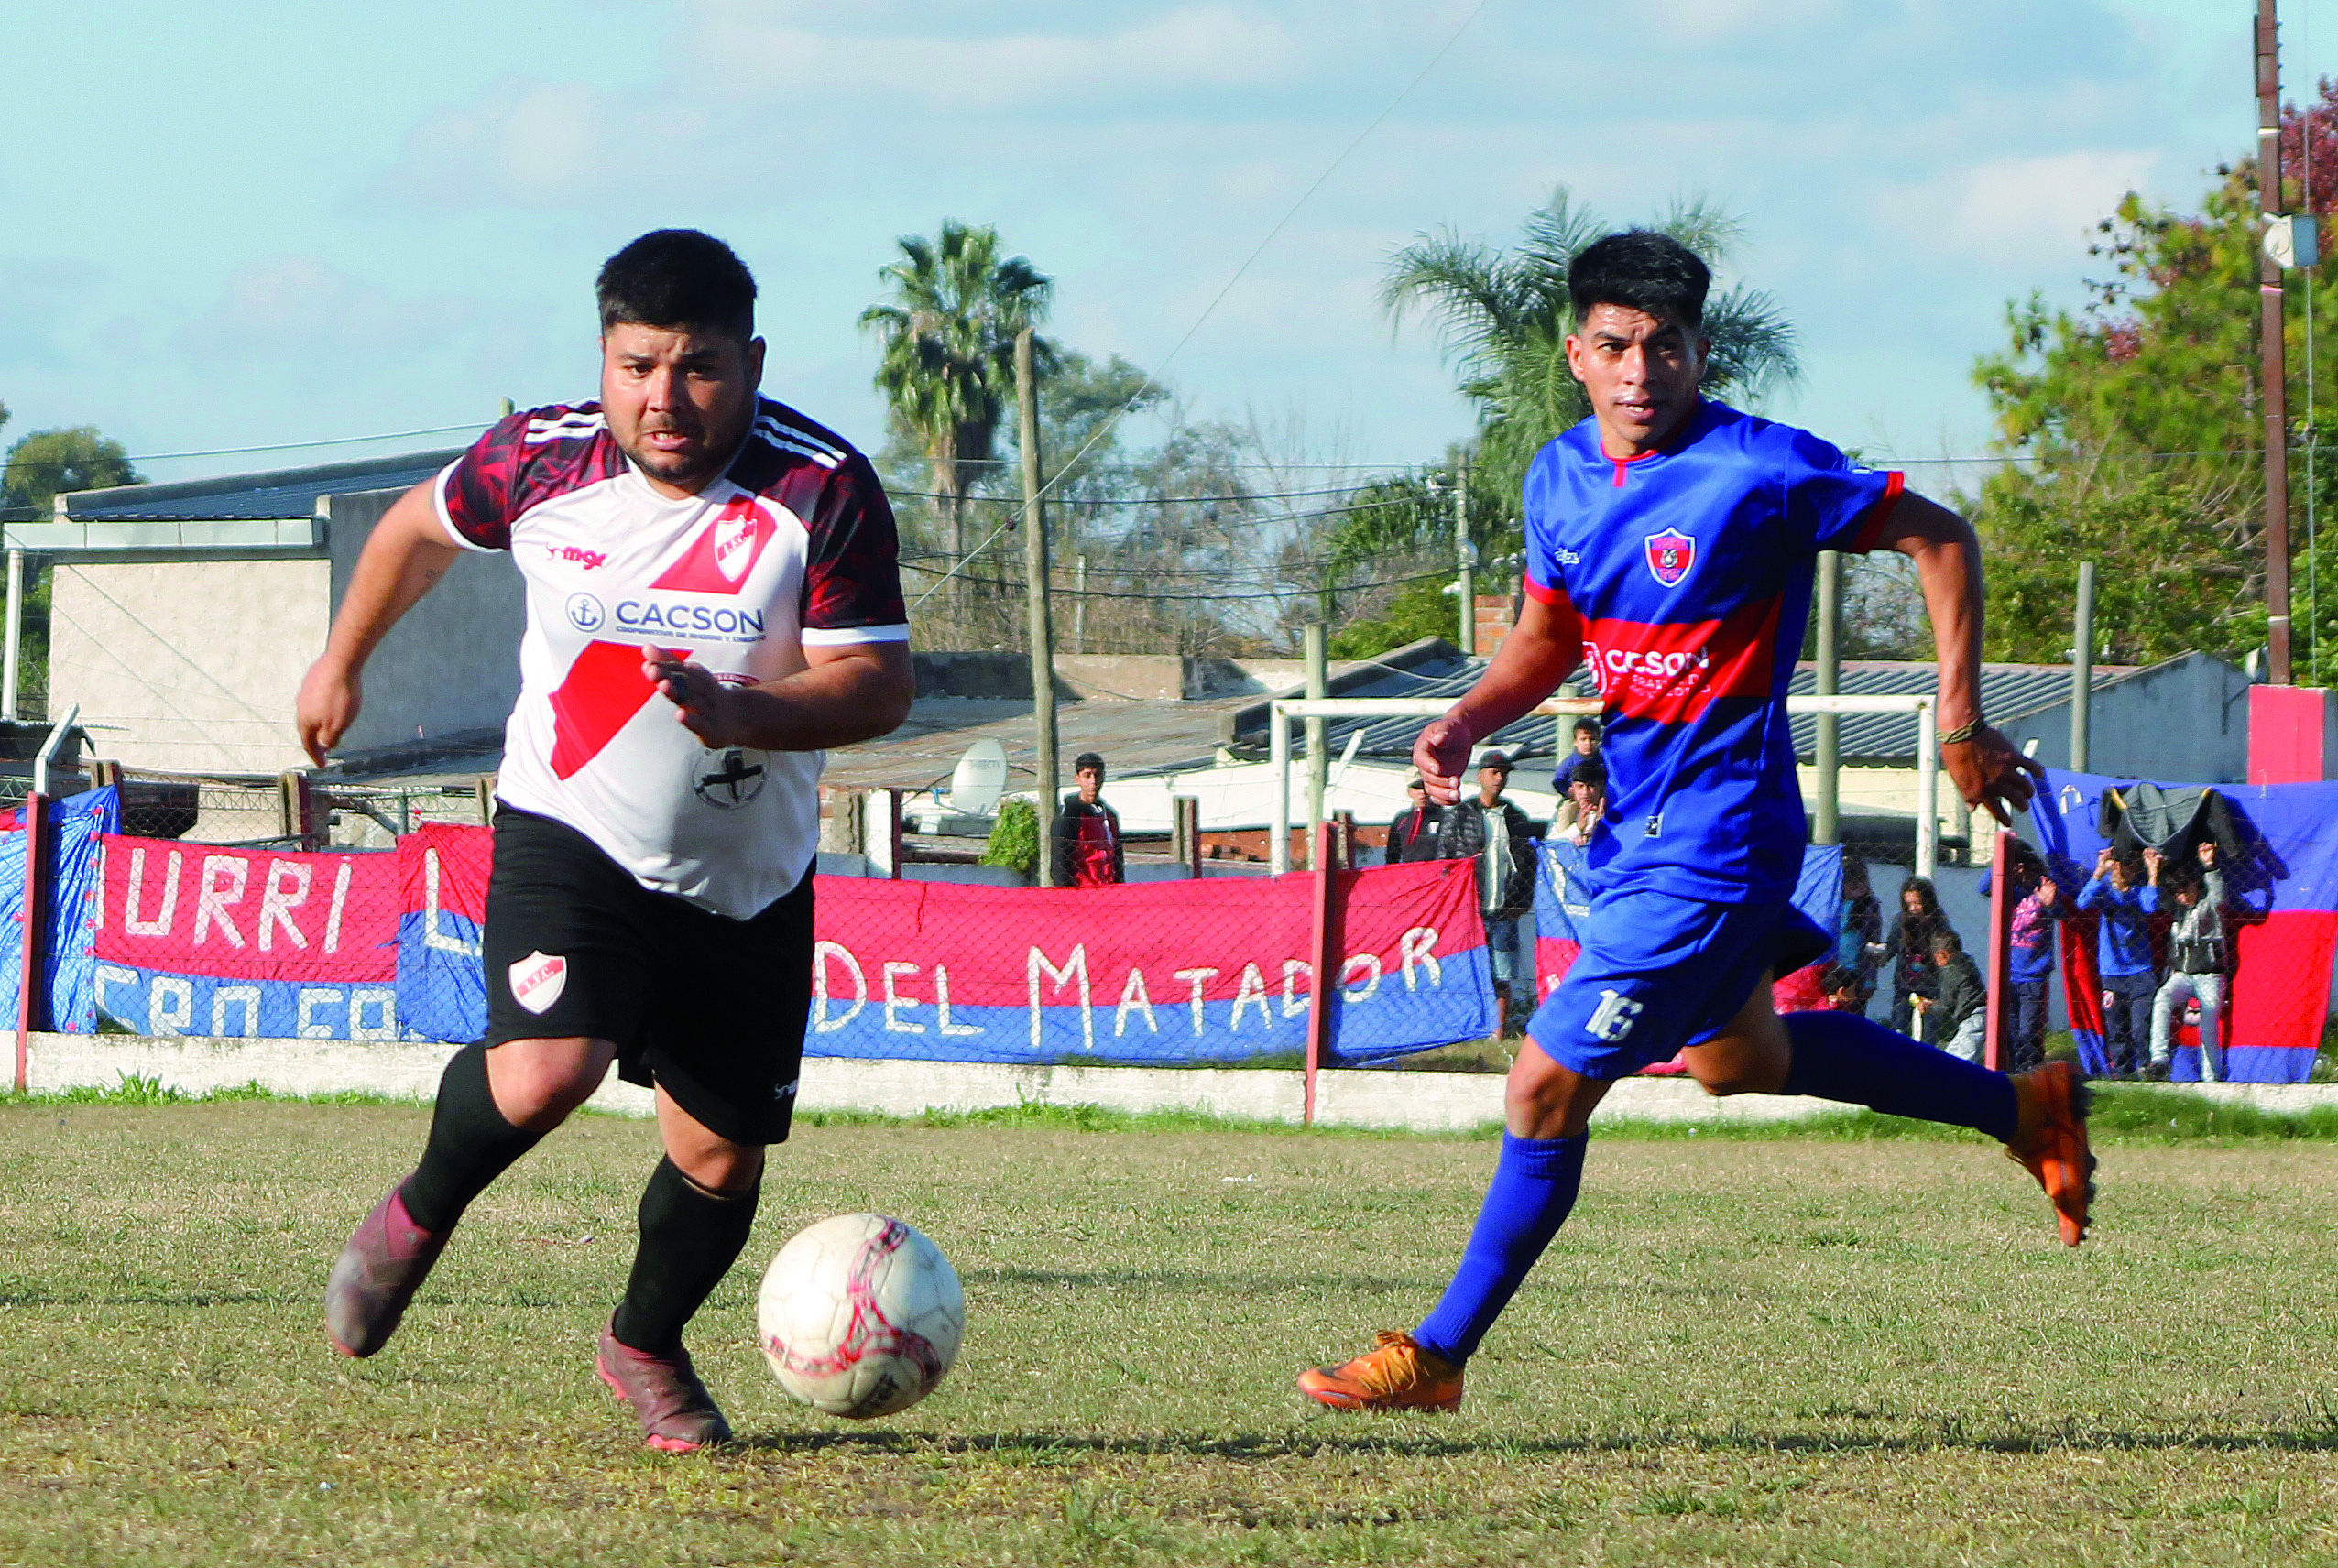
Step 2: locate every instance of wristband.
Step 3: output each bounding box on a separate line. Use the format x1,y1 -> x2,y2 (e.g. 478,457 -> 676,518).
1939,720 -> 1982,746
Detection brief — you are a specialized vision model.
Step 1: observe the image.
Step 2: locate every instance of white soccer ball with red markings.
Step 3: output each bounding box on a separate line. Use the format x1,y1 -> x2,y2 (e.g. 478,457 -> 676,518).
757,1213 -> 964,1419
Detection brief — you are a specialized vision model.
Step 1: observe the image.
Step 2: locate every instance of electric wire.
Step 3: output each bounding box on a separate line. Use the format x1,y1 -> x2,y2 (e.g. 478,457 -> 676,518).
908,0 -> 1494,607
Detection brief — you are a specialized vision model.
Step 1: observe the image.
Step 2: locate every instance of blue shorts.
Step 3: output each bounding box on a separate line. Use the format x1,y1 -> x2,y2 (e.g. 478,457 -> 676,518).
1525,887 -> 1831,1079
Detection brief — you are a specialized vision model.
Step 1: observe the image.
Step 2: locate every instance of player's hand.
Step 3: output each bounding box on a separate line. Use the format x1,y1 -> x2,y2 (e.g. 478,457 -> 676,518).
1941,722 -> 2043,826
1412,714 -> 1474,805
643,645 -> 740,747
296,658 -> 361,768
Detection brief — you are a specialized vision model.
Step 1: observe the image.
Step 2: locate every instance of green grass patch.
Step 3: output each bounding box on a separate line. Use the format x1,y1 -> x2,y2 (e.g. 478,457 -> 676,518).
2,1102 -> 2336,1564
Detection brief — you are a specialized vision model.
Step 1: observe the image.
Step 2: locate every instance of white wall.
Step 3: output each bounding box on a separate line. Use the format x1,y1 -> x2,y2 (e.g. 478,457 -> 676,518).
324,489 -> 524,757
51,557 -> 332,774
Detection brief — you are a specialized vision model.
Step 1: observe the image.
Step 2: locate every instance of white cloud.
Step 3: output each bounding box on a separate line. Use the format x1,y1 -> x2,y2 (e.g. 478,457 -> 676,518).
1875,149 -> 2160,268
1650,0 -> 1844,43
180,257 -> 472,368
685,2 -> 1297,109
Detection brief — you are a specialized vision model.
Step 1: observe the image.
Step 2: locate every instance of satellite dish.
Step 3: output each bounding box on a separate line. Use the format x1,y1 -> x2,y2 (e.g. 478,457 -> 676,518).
945,738 -> 1009,815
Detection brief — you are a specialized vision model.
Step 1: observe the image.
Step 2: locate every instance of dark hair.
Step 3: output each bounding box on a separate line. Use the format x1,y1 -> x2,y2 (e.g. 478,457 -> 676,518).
596,230 -> 757,343
1898,874 -> 1939,916
1074,752 -> 1105,775
1819,965 -> 1859,995
1568,231 -> 1710,332
1931,930 -> 1963,955
1573,760 -> 1607,788
1572,717 -> 1601,737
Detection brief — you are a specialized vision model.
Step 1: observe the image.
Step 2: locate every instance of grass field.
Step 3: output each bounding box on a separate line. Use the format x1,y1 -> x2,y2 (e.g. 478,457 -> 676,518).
4,1094 -> 2338,1565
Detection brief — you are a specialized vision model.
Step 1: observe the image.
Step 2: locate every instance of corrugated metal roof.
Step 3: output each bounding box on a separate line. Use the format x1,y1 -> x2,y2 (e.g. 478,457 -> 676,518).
58,449 -> 464,522
1223,652 -> 2138,769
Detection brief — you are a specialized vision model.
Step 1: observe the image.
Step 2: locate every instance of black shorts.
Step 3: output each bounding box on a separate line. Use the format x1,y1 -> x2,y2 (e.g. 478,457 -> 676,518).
483,807 -> 813,1145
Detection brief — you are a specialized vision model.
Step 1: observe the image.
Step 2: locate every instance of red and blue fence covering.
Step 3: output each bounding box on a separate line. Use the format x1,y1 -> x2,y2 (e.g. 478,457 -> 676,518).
11,798 -> 1499,1064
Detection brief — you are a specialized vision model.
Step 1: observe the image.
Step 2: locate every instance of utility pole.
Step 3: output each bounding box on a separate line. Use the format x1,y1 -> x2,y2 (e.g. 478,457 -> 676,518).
1305,622 -> 1329,866
1813,550 -> 1841,844
1015,326 -> 1061,887
2261,0 -> 2296,684
2071,561 -> 2095,773
1453,465 -> 1475,657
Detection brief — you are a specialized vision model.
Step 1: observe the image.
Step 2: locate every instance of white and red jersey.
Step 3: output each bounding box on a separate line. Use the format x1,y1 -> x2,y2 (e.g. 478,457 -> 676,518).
433,397 -> 909,920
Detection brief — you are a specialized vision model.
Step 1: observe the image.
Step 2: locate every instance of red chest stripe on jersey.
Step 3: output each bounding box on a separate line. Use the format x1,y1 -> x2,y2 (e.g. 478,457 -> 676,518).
1579,597 -> 1783,723
548,639 -> 658,779
650,496 -> 778,593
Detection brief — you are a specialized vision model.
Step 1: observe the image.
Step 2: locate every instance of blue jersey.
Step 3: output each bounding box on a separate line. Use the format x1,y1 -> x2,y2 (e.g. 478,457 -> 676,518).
1522,401 -> 1901,903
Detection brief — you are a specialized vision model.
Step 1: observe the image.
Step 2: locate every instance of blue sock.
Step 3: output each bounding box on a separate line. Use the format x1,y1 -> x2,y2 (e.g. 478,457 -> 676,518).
1413,1132 -> 1587,1365
1783,1009 -> 2017,1140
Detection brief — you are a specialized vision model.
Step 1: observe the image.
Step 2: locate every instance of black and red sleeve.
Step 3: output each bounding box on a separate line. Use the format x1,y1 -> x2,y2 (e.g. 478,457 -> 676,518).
799,453 -> 910,647
432,412 -> 536,552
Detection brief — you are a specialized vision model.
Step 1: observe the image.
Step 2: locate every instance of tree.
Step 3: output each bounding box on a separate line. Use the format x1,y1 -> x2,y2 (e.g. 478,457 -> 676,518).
1968,79 -> 2338,670
859,222 -> 1054,562
2,425 -> 140,515
1381,188 -> 1800,518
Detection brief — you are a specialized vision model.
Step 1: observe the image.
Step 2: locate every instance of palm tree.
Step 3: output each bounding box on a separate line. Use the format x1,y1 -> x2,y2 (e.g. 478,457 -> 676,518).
859,222 -> 1054,561
1382,188 -> 1799,511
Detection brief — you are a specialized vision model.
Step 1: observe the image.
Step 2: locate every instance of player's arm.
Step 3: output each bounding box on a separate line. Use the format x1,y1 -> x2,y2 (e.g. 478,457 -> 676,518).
643,640 -> 914,753
296,483 -> 462,766
1874,490 -> 2043,825
1412,591 -> 1584,806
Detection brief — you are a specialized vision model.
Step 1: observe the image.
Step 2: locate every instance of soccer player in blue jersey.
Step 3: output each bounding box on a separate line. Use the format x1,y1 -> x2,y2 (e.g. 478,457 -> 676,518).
1299,231 -> 2092,1412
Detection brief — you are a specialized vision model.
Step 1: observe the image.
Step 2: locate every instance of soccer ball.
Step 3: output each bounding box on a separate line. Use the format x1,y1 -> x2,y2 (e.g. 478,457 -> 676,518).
756,1213 -> 965,1419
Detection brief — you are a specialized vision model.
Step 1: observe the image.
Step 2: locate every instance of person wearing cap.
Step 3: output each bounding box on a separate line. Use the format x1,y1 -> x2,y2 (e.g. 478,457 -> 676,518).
1550,716 -> 1603,796
1555,759 -> 1609,848
1051,751 -> 1123,887
1436,749 -> 1540,1032
1387,776 -> 1447,865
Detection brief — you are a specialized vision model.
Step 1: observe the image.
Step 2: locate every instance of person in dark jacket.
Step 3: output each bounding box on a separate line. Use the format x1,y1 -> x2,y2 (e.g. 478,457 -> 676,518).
1834,856 -> 1884,1009
2147,840 -> 2229,1082
1051,751 -> 1124,888
1917,931 -> 1987,1062
1436,749 -> 1539,1033
1880,876 -> 1952,1038
2077,846 -> 2161,1077
1386,777 -> 1447,864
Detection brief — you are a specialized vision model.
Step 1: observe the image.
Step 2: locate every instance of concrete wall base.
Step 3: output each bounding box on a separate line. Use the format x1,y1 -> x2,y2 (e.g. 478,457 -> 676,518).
16,1035 -> 2335,1133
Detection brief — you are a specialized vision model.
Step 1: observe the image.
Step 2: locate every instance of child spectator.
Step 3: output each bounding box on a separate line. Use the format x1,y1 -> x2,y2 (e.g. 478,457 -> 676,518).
1881,875 -> 1952,1039
1979,846 -> 2066,1073
1916,930 -> 1987,1062
2077,846 -> 2162,1078
1835,857 -> 1883,1009
1550,717 -> 1601,795
2147,840 -> 2230,1082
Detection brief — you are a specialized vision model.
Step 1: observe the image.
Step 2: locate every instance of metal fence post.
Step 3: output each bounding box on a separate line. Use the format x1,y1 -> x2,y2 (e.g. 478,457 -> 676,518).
16,789 -> 44,1091
1983,831 -> 2014,1073
1304,821 -> 1340,1126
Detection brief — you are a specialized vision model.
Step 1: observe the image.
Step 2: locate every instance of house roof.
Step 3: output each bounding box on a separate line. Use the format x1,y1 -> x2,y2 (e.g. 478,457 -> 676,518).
1218,646 -> 2147,768
54,448 -> 466,523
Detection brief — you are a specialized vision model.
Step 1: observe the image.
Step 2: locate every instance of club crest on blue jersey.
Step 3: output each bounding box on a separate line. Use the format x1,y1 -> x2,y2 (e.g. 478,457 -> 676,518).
1643,528 -> 1697,587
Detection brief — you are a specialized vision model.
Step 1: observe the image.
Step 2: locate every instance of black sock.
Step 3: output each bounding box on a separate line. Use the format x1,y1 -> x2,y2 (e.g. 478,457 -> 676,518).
610,1157 -> 761,1355
397,1041 -> 546,1233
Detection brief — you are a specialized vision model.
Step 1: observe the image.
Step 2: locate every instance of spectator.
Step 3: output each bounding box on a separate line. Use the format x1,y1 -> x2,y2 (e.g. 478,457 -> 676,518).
1818,965 -> 1866,1012
1915,930 -> 1987,1062
1387,777 -> 1446,865
2077,846 -> 2161,1078
1880,875 -> 1952,1039
1556,760 -> 1608,848
1979,846 -> 2067,1073
1550,716 -> 1603,795
2147,840 -> 2230,1082
1437,749 -> 1539,1036
1835,856 -> 1884,1008
1051,751 -> 1124,888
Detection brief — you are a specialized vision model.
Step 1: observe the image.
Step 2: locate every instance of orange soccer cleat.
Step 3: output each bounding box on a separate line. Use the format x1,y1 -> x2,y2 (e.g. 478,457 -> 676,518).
1297,1331 -> 1465,1412
2005,1062 -> 2096,1247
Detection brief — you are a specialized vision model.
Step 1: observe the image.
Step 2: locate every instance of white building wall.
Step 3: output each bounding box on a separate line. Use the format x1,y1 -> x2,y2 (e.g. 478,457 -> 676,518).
322,489 -> 523,757
50,557 -> 331,774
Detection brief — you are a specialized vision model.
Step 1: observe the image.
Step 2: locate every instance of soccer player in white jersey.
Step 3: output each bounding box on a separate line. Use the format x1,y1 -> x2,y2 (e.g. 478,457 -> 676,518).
299,230 -> 914,1451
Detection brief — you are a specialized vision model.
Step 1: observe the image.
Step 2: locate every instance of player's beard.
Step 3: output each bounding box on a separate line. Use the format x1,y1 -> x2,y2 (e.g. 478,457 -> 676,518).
626,414 -> 748,491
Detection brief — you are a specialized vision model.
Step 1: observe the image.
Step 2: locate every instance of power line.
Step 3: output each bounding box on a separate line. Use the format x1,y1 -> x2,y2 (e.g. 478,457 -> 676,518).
0,420 -> 490,474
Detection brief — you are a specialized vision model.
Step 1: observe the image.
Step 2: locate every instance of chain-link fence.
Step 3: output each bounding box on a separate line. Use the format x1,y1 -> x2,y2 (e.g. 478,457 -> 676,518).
92,765 -> 495,850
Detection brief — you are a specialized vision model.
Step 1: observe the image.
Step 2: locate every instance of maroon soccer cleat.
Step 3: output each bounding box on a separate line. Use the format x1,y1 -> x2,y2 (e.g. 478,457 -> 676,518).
596,1317 -> 733,1453
324,1181 -> 449,1357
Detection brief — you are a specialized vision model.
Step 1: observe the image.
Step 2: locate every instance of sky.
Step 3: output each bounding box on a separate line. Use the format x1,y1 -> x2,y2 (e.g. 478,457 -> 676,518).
0,0 -> 2299,499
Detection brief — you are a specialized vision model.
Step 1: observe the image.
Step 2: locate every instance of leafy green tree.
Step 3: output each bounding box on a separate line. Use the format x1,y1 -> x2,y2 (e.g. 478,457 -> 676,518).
1381,188 -> 1799,517
859,221 -> 1054,561
2,424 -> 140,514
1967,80 -> 2338,669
